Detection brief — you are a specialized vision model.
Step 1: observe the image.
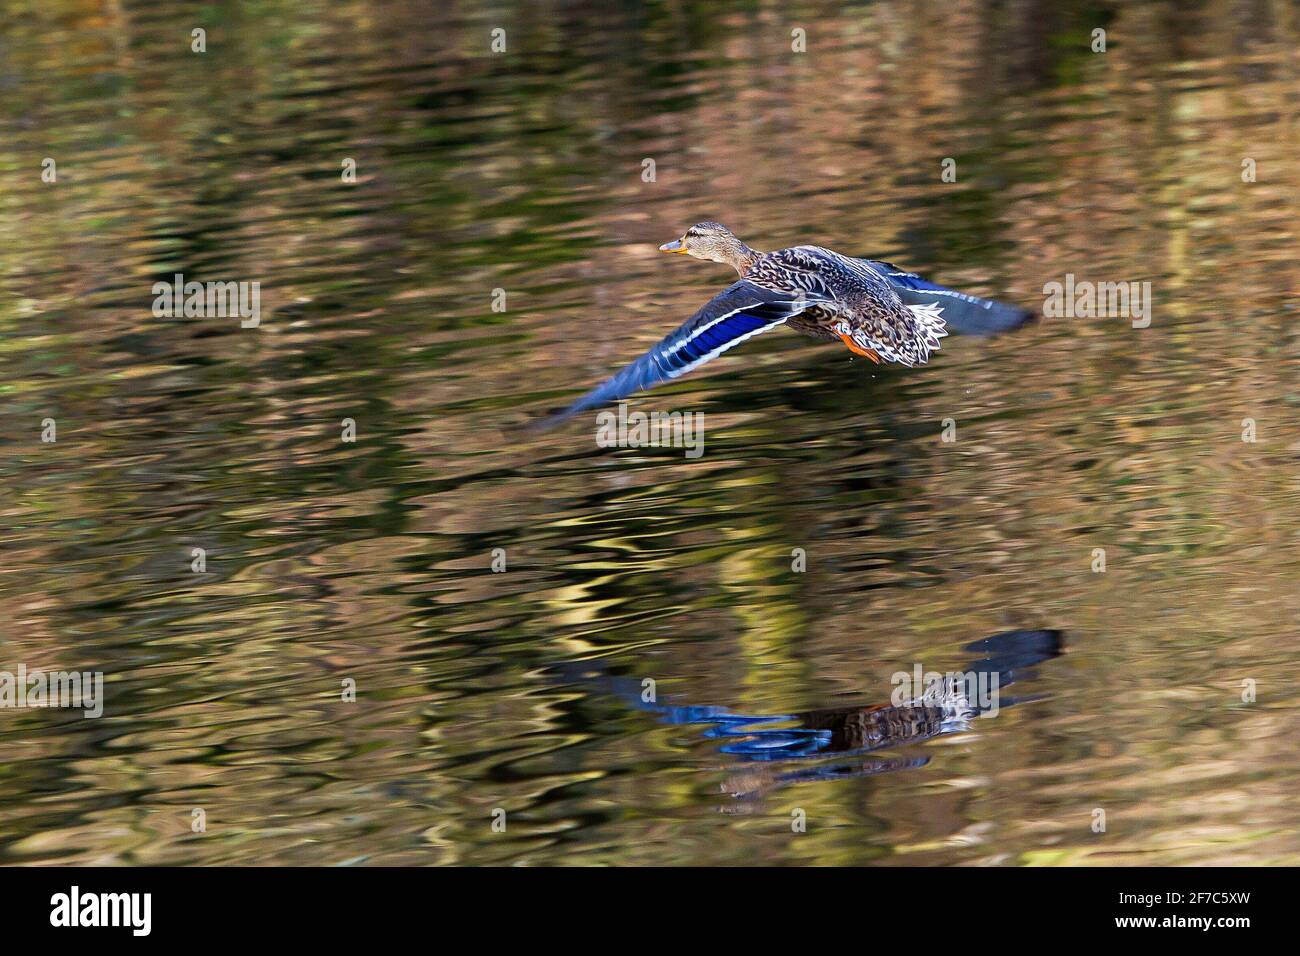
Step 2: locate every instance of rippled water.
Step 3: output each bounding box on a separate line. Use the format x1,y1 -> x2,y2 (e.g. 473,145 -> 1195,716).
2,1 -> 1298,866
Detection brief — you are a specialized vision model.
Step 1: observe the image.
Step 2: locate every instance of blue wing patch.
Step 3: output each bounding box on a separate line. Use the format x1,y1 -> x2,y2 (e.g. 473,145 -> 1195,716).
656,308 -> 776,375
536,280 -> 816,426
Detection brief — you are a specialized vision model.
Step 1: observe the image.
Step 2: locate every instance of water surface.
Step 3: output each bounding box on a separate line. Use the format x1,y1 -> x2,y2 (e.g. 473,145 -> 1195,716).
1,0 -> 1298,865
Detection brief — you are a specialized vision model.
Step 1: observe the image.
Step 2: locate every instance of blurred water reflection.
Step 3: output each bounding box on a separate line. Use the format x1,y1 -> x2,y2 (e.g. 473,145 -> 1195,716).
554,630 -> 1063,805
0,1 -> 1298,866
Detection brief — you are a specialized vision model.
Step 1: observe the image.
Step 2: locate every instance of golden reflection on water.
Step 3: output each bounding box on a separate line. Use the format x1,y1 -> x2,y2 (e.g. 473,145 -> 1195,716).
1,1 -> 1298,865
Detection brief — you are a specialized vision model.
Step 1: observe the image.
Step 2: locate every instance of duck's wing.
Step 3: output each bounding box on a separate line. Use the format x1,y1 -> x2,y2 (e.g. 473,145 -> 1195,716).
860,259 -> 1035,336
535,280 -> 821,427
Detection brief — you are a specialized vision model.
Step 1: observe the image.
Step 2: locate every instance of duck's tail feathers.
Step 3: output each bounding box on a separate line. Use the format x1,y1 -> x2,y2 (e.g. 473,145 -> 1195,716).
905,300 -> 948,365
867,260 -> 1036,336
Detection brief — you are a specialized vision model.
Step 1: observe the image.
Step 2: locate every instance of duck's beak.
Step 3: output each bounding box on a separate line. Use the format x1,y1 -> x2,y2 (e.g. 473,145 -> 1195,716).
659,237 -> 688,254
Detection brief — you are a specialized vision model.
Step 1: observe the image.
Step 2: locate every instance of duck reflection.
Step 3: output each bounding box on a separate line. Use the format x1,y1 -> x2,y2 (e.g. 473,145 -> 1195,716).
555,629 -> 1062,801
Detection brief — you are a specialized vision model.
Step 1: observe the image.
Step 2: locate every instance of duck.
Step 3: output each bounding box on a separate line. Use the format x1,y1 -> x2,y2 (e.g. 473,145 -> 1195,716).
545,222 -> 1034,423
552,629 -> 1063,799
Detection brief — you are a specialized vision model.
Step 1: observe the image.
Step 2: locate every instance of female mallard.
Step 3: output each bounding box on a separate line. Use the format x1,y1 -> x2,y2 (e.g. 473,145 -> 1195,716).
549,221 -> 1032,422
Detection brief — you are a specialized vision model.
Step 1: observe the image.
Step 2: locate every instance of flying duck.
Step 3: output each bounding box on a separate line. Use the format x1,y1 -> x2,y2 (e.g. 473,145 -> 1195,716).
546,222 -> 1033,423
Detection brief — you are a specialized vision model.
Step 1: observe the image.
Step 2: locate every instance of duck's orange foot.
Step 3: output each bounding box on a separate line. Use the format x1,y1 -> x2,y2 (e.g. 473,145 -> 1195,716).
837,333 -> 882,364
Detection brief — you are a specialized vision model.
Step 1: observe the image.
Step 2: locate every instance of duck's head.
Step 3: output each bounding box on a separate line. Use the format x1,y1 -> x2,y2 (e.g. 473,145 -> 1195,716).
659,221 -> 756,274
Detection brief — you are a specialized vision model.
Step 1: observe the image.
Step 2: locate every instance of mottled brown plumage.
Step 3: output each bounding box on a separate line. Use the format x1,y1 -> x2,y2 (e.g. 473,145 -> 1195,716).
664,222 -> 947,366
